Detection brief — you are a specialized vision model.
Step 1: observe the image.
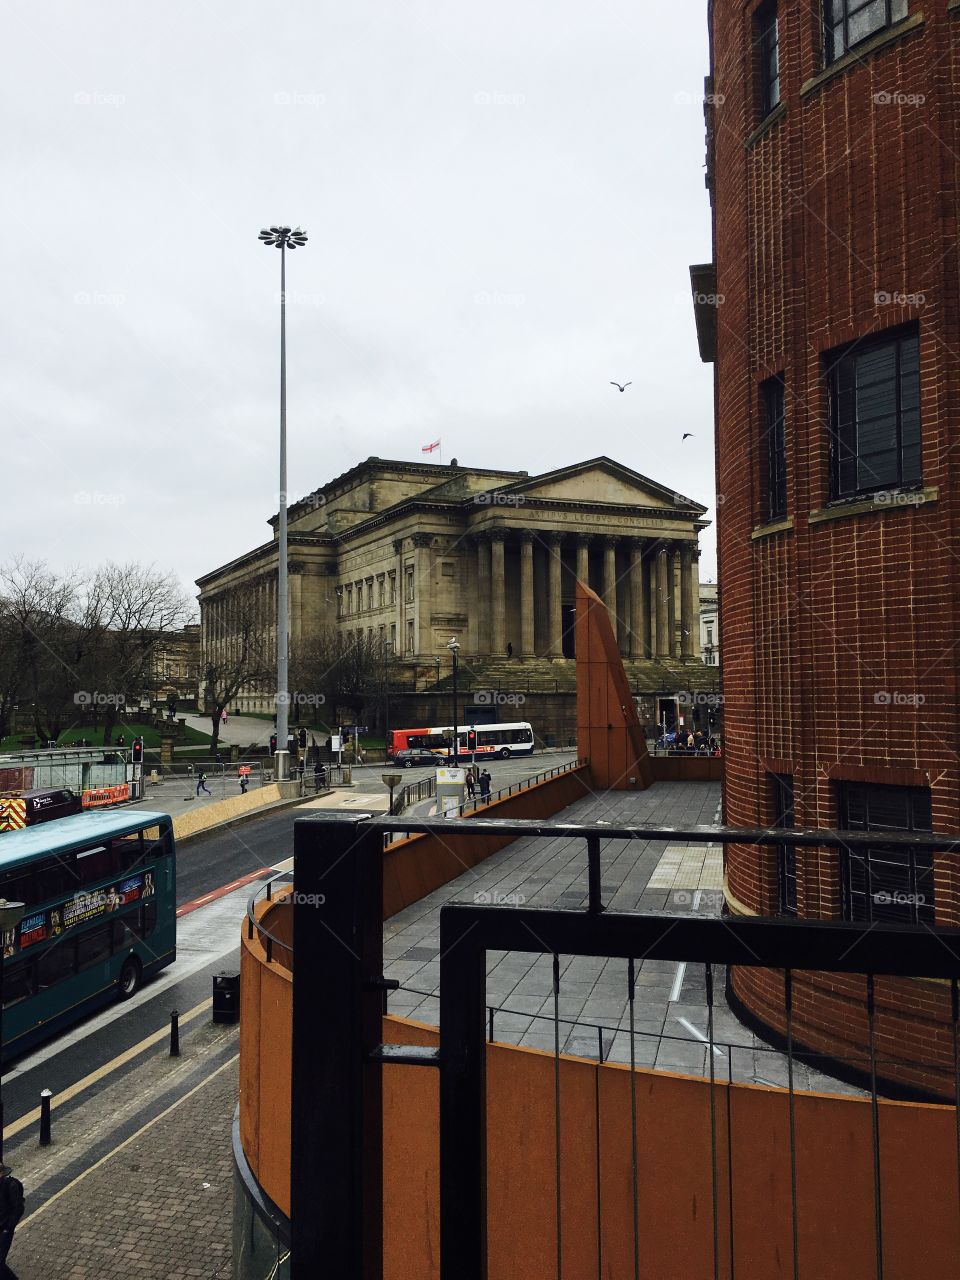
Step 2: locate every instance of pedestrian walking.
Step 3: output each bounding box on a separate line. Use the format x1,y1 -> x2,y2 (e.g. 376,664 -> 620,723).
196,770 -> 211,797
479,769 -> 492,799
239,772 -> 248,795
506,641 -> 513,658
0,1163 -> 24,1280
466,771 -> 476,799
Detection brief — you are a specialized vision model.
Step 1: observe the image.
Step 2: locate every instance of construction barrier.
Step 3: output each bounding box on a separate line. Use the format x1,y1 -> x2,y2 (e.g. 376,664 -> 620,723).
0,799 -> 27,831
81,784 -> 129,809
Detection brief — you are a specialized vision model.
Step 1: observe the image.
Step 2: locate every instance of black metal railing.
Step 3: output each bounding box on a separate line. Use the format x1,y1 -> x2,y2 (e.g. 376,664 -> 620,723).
283,813 -> 960,1280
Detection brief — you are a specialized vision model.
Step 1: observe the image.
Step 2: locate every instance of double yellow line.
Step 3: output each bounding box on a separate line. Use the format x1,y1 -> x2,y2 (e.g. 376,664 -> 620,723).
5,996 -> 210,1144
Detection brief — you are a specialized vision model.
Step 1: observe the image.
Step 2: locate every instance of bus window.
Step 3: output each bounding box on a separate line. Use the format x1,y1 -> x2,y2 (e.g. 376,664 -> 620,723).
3,963 -> 36,1008
113,836 -> 145,873
77,926 -> 113,972
137,901 -> 158,939
37,857 -> 76,902
1,868 -> 39,907
76,846 -> 113,887
37,941 -> 77,990
111,918 -> 137,952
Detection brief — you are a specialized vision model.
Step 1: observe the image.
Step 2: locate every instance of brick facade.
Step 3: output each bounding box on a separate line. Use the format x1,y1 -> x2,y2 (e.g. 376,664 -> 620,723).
707,0 -> 960,1095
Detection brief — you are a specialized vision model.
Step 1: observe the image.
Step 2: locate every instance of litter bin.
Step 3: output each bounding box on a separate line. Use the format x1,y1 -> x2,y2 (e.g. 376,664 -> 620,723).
212,971 -> 241,1024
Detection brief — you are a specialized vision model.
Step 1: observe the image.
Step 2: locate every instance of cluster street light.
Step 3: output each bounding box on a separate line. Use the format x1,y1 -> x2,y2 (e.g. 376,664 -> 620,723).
258,224 -> 308,782
447,637 -> 460,767
0,897 -> 25,1160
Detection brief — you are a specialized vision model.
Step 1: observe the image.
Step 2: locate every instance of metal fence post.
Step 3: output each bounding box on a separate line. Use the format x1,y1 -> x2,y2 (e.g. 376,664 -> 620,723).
291,813 -> 384,1280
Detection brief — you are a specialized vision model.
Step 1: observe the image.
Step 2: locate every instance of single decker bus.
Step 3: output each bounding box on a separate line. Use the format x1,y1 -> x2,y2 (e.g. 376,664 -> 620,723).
387,721 -> 535,762
0,809 -> 176,1060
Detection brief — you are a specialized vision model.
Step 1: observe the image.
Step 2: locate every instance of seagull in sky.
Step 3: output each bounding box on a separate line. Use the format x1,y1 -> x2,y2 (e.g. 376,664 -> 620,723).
682,432 -> 694,440
610,381 -> 632,392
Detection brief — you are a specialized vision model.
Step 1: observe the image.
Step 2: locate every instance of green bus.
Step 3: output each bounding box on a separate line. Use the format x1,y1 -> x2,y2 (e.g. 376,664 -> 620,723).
0,809 -> 176,1061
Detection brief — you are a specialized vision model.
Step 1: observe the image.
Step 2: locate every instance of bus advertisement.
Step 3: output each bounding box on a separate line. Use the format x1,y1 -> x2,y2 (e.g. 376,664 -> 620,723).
0,809 -> 176,1061
386,721 -> 535,761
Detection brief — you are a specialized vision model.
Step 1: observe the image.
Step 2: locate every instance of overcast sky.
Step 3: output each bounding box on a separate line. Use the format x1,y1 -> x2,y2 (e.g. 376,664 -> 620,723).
1,0 -> 715,606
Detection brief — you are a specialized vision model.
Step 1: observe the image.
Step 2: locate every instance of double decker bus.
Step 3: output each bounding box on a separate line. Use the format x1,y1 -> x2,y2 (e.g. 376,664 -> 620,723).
0,809 -> 176,1061
386,721 -> 535,761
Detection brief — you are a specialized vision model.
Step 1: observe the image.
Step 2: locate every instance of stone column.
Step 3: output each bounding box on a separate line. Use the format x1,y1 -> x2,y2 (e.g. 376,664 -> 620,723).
520,531 -> 535,657
689,548 -> 702,660
576,535 -> 590,590
475,536 -> 491,655
629,539 -> 646,658
547,533 -> 563,658
668,544 -> 679,657
680,543 -> 696,658
490,530 -> 507,655
412,532 -> 433,657
655,545 -> 670,657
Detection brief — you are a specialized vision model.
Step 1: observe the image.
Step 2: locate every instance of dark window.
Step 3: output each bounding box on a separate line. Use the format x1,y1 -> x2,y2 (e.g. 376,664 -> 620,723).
839,782 -> 933,923
77,925 -> 113,972
75,845 -> 112,887
757,2 -> 780,116
115,833 -> 147,872
137,901 -> 158,939
825,0 -> 909,65
772,774 -> 797,916
761,376 -> 787,521
2,962 -> 36,1008
111,917 -> 137,952
1,867 -> 39,908
828,328 -> 920,499
37,939 -> 77,989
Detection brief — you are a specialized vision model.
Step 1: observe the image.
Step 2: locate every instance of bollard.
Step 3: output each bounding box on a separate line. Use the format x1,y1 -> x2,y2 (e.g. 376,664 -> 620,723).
39,1089 -> 52,1146
170,1009 -> 180,1057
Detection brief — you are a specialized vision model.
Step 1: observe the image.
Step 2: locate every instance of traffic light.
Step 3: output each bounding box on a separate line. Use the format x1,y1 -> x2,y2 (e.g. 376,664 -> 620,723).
467,730 -> 477,753
298,728 -> 307,750
269,733 -> 278,755
131,738 -> 144,764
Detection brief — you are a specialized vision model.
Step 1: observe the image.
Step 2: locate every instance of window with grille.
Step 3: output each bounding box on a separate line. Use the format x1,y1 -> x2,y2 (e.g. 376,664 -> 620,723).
761,375 -> 787,520
772,773 -> 796,916
828,328 -> 920,499
838,782 -> 933,923
756,1 -> 780,116
825,0 -> 908,64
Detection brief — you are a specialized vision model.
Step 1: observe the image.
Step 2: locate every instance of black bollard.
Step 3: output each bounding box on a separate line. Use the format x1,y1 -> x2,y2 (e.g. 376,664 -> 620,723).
39,1089 -> 52,1146
170,1009 -> 180,1057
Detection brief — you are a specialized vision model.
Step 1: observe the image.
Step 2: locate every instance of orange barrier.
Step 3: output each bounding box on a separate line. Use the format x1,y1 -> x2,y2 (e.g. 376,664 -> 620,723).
81,784 -> 129,809
0,799 -> 27,831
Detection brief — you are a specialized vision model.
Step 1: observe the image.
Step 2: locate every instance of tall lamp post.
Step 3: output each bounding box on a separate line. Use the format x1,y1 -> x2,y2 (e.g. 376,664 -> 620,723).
0,897 -> 25,1161
447,637 -> 460,766
258,224 -> 308,782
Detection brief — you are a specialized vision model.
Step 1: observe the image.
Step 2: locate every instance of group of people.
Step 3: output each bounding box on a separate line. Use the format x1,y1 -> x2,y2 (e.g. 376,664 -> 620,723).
465,767 -> 493,800
661,729 -> 721,756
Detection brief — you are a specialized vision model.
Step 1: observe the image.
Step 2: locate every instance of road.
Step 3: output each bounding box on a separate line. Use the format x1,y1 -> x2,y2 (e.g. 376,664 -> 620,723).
2,747 -> 576,1218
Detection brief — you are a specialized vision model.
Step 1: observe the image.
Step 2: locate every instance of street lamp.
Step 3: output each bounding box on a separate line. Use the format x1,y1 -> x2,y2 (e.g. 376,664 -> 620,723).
258,224 -> 308,782
447,637 -> 460,766
0,898 -> 25,1161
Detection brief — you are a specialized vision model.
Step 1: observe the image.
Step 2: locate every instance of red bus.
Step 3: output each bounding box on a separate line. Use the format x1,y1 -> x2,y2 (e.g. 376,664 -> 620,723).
386,722 -> 535,762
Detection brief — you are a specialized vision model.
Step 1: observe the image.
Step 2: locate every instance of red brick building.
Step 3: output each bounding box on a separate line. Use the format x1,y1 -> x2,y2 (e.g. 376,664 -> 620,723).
696,0 -> 960,1096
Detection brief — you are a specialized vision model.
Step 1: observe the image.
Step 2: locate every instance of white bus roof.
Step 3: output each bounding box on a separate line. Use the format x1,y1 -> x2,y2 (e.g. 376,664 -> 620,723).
0,811 -> 172,872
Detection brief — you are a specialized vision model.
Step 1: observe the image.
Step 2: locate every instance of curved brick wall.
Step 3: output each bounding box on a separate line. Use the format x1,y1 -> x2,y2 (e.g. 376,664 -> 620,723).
711,0 -> 960,1094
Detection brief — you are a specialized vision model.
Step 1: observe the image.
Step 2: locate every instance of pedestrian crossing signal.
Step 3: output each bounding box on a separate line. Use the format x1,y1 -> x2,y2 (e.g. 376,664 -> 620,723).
131,738 -> 144,764
269,733 -> 278,755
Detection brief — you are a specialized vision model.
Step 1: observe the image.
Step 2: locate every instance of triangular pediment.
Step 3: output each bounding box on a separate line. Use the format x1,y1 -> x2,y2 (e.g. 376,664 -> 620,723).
475,457 -> 706,513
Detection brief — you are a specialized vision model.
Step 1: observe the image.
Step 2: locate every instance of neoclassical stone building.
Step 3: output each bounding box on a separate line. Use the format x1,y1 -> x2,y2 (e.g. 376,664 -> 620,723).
196,455 -> 712,713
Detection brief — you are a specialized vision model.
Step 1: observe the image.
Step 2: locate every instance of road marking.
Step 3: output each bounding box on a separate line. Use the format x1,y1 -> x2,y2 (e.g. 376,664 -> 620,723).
668,962 -> 686,1003
17,1052 -> 239,1230
177,866 -> 271,916
4,998 -> 211,1143
675,1015 -> 725,1058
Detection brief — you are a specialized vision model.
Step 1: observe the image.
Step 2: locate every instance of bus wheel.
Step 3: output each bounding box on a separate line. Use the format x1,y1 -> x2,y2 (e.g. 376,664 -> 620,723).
118,957 -> 142,999
499,747 -> 512,759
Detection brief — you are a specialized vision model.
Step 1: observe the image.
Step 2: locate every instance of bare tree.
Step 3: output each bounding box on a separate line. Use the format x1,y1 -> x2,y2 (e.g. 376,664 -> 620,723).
290,627 -> 394,732
202,581 -> 272,757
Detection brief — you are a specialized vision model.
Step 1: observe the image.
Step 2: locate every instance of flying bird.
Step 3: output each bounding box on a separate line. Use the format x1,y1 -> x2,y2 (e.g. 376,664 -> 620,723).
682,432 -> 694,440
610,381 -> 632,392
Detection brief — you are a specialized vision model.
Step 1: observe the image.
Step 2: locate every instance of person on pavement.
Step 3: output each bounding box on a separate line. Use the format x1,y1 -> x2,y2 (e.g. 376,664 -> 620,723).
239,772 -> 248,795
479,769 -> 492,799
0,1163 -> 24,1280
196,770 -> 211,797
